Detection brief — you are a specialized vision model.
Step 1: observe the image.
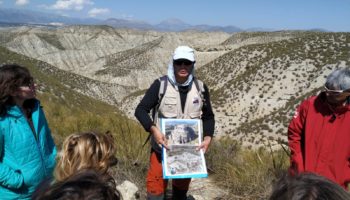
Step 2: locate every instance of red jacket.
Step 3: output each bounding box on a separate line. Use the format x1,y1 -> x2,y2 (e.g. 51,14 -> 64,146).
288,92 -> 350,188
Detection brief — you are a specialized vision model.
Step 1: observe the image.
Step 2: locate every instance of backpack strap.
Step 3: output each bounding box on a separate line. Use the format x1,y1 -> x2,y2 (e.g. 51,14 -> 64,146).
193,77 -> 206,107
158,75 -> 168,105
142,131 -> 152,148
143,76 -> 206,148
151,75 -> 168,120
144,75 -> 168,148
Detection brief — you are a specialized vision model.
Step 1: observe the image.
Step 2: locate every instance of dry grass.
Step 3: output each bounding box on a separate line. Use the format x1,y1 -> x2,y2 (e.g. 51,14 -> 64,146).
40,95 -> 150,198
206,137 -> 289,200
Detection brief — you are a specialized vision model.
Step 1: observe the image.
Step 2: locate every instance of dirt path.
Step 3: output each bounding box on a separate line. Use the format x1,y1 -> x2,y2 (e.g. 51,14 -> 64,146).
163,175 -> 228,200
186,176 -> 229,200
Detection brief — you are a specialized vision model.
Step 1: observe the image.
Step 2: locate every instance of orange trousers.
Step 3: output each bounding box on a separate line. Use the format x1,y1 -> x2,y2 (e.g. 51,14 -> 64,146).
147,150 -> 191,196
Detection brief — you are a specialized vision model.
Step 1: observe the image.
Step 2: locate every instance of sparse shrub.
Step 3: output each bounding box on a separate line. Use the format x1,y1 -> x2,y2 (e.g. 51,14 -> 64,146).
41,94 -> 149,197
207,137 -> 289,200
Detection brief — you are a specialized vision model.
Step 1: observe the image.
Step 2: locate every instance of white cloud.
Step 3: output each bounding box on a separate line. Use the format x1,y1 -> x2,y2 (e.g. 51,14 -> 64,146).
88,8 -> 110,17
51,0 -> 93,11
15,0 -> 29,6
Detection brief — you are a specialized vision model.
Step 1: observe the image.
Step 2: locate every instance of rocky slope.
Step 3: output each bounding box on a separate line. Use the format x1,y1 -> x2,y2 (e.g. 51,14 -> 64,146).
0,25 -> 230,90
1,26 -> 350,149
120,31 -> 350,148
197,31 -> 350,148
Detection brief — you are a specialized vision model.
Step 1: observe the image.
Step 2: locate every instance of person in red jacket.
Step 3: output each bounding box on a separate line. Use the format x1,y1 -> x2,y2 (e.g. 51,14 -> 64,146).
288,68 -> 350,189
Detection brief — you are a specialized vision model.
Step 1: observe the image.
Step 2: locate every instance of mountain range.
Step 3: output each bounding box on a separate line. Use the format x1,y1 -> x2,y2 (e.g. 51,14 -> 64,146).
0,8 -> 248,33
0,8 -> 330,33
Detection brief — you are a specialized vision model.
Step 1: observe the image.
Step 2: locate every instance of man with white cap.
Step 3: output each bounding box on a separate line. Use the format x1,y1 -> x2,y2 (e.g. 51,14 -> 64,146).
135,46 -> 215,200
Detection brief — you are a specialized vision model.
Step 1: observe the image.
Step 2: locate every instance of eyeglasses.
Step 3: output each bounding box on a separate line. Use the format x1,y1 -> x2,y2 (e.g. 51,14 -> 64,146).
324,86 -> 350,94
173,59 -> 193,66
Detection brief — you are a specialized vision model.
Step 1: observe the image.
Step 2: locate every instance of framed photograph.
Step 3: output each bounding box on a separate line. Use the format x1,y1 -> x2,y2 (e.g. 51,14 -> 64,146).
160,118 -> 208,179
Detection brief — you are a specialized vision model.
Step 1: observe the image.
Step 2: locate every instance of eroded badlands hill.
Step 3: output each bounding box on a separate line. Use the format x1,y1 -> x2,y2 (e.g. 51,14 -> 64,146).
1,26 -> 349,147
197,32 -> 350,147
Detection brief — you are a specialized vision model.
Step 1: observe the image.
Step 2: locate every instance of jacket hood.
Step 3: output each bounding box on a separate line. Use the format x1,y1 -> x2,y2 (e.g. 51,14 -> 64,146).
5,99 -> 39,118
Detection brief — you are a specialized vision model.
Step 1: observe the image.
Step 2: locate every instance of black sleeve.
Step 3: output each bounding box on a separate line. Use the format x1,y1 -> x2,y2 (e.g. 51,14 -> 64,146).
134,80 -> 160,132
202,83 -> 215,137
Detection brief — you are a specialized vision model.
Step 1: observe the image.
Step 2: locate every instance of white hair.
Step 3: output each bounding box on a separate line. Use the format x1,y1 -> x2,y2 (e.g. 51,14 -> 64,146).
325,68 -> 350,90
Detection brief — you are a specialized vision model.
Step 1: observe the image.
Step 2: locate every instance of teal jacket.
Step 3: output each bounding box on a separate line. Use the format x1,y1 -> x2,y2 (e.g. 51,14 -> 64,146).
0,100 -> 56,199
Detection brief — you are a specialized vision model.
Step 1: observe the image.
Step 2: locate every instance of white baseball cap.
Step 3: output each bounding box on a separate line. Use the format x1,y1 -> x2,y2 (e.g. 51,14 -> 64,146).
172,46 -> 195,62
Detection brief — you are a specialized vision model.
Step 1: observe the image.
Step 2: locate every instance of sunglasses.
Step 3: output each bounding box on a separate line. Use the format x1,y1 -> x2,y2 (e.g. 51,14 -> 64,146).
18,83 -> 36,90
173,59 -> 193,66
19,77 -> 35,88
324,86 -> 350,94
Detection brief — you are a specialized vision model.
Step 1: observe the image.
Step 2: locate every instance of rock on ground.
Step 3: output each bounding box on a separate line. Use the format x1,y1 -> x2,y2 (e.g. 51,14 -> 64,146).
117,180 -> 140,200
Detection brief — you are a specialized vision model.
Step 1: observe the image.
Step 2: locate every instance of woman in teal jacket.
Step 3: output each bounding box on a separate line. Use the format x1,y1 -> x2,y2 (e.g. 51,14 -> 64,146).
0,64 -> 56,199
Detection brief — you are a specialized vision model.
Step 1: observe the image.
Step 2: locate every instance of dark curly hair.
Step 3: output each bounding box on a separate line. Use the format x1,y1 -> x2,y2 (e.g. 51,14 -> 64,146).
32,169 -> 121,200
269,172 -> 350,200
0,64 -> 35,116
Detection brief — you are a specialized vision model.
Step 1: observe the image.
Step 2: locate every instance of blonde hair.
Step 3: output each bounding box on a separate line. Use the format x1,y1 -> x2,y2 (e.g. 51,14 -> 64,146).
55,132 -> 116,182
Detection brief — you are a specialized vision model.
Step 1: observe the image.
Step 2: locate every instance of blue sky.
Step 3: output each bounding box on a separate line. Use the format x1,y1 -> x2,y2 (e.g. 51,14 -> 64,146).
0,0 -> 349,31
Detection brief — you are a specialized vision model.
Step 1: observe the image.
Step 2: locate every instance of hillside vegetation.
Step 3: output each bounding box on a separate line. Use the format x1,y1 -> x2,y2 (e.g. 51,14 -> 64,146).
0,26 -> 230,90
0,34 -> 291,200
0,46 -> 150,193
1,28 -> 350,199
3,29 -> 348,148
197,31 -> 350,148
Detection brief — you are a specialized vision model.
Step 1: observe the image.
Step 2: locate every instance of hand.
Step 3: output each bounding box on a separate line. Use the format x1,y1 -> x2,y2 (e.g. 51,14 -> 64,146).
150,125 -> 169,150
196,136 -> 212,153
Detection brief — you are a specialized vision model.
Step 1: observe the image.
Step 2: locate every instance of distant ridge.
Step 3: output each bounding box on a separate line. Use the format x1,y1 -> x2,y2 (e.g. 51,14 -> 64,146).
154,18 -> 191,31
102,18 -> 153,30
103,17 -> 243,33
0,8 -> 334,33
0,8 -> 100,25
0,8 -> 244,33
